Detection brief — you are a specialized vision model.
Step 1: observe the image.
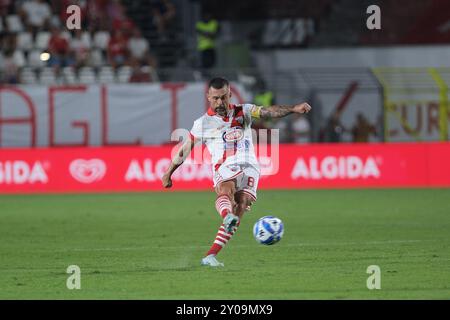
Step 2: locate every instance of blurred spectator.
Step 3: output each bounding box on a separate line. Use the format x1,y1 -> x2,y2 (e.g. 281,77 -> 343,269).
1,49 -> 21,83
351,112 -> 377,142
107,29 -> 129,68
128,28 -> 157,68
151,0 -> 176,40
20,0 -> 51,33
47,27 -> 74,69
129,64 -> 153,83
86,0 -> 106,30
0,0 -> 12,16
271,118 -> 290,143
1,32 -> 16,52
254,91 -> 274,107
70,29 -> 90,68
1,33 -> 24,83
322,113 -> 346,143
196,11 -> 219,69
291,114 -> 310,143
0,0 -> 162,83
109,0 -> 135,37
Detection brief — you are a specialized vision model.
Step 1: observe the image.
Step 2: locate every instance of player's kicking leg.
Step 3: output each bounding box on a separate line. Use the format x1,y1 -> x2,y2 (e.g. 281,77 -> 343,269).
201,179 -> 240,267
215,179 -> 240,232
234,191 -> 255,219
234,165 -> 258,219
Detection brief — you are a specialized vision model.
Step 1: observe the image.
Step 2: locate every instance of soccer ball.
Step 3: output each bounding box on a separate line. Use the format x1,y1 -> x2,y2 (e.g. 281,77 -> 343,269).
253,216 -> 284,245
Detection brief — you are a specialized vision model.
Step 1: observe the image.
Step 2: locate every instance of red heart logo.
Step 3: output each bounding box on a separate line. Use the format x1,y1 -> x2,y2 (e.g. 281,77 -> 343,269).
69,159 -> 106,184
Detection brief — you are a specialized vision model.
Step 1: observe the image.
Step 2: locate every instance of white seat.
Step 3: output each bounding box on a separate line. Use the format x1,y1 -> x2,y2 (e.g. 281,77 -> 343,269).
99,66 -> 113,73
93,31 -> 110,50
237,73 -> 256,86
117,66 -> 132,83
61,31 -> 72,42
50,15 -> 61,28
78,66 -> 97,84
35,32 -> 51,50
39,67 -> 57,85
81,31 -> 92,49
279,19 -> 295,46
20,68 -> 38,84
6,15 -> 24,33
98,66 -> 115,83
27,50 -> 46,68
141,66 -> 159,82
81,32 -> 92,48
293,19 -> 307,45
89,49 -> 104,67
17,32 -> 33,51
262,19 -> 280,46
13,50 -> 27,68
62,66 -> 77,84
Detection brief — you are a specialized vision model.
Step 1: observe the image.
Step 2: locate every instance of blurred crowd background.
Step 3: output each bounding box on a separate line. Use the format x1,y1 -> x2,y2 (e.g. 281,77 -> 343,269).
1,0 -> 449,144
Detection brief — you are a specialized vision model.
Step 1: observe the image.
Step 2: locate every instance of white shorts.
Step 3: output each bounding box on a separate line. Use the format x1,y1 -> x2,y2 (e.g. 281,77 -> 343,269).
213,163 -> 259,201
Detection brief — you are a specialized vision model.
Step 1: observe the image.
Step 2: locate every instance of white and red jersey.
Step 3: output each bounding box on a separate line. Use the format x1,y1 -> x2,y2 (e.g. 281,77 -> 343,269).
190,104 -> 260,174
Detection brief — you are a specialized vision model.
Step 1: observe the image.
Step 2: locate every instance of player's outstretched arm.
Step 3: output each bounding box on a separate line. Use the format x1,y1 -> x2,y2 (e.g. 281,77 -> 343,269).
259,102 -> 312,119
162,138 -> 196,188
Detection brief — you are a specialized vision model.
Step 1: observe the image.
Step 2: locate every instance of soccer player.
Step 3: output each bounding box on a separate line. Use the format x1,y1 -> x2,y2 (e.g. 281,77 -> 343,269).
161,77 -> 311,267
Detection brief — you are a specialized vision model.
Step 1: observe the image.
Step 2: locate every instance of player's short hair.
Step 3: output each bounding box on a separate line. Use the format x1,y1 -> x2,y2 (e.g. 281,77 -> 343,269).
208,77 -> 229,90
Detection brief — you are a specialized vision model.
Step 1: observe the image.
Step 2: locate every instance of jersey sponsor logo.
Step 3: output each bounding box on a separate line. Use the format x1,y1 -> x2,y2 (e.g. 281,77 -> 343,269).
222,127 -> 244,143
0,161 -> 48,184
69,159 -> 106,183
291,156 -> 381,180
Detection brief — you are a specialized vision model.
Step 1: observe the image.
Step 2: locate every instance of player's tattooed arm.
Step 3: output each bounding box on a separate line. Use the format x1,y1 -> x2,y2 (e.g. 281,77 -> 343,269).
162,138 -> 196,188
259,102 -> 312,119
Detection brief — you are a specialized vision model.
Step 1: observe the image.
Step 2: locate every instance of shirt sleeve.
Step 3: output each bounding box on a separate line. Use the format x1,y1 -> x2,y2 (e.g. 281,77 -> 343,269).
242,104 -> 262,125
189,119 -> 203,143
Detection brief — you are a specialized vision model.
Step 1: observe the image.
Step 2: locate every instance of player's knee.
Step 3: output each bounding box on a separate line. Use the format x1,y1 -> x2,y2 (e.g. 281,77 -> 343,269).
224,189 -> 235,201
237,202 -> 247,213
237,195 -> 253,212
217,182 -> 235,200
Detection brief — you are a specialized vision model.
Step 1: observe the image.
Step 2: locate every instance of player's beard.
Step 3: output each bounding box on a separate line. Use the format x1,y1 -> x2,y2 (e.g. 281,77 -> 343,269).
215,105 -> 227,117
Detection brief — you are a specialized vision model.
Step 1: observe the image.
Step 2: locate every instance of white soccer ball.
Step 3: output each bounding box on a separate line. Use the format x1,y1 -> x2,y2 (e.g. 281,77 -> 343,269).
253,216 -> 284,245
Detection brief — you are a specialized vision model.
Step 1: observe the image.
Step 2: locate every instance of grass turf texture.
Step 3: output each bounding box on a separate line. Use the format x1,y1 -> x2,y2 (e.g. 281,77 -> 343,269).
0,189 -> 449,299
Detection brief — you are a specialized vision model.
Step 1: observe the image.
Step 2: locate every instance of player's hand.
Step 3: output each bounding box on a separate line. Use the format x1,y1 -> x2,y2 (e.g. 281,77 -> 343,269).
293,102 -> 312,114
162,172 -> 173,188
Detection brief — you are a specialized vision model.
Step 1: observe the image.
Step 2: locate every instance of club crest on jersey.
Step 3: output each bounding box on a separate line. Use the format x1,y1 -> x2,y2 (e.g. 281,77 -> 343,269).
222,127 -> 244,142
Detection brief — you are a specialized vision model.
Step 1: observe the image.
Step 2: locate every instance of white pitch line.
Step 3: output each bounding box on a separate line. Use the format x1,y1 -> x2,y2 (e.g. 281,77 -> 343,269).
38,239 -> 444,253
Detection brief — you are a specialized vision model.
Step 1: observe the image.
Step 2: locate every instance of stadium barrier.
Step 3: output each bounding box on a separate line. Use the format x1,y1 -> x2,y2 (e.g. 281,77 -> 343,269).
0,83 -> 250,147
372,67 -> 450,142
1,142 -> 449,193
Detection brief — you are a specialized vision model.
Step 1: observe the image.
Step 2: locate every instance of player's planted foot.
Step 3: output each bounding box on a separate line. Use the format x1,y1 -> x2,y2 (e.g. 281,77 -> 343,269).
201,254 -> 224,267
223,213 -> 239,233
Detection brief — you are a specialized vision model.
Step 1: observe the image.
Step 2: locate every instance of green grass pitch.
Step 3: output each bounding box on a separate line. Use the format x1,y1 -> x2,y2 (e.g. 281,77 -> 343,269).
0,189 -> 449,299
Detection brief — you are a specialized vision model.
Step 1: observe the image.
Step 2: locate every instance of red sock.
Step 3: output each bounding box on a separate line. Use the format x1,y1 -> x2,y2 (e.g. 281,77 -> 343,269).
206,221 -> 240,256
215,194 -> 232,218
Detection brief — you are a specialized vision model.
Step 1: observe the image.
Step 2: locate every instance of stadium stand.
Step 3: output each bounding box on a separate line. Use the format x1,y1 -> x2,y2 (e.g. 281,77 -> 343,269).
0,0 -> 161,84
1,0 -> 450,85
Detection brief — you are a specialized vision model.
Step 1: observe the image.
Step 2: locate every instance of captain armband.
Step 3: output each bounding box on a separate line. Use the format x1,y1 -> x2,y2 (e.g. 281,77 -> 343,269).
250,105 -> 262,119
